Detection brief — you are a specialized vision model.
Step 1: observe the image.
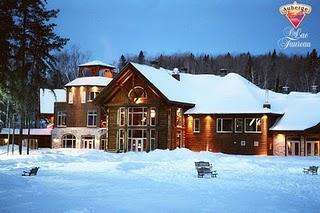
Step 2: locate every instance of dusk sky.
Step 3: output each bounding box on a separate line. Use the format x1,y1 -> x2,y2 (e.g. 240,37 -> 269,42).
48,0 -> 319,64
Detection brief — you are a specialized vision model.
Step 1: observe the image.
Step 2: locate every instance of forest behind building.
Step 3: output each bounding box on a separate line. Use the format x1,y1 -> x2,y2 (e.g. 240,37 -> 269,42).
118,49 -> 320,93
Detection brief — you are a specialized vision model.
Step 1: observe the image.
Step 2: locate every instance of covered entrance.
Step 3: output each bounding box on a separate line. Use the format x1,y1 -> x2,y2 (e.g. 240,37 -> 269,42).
127,129 -> 147,152
130,138 -> 144,152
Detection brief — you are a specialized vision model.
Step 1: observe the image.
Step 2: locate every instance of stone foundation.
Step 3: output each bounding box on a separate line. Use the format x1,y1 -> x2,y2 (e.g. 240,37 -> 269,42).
52,127 -> 107,149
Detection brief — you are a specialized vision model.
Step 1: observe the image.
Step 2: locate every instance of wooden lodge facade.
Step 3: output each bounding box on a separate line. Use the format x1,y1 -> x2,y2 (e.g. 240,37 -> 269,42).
48,61 -> 320,156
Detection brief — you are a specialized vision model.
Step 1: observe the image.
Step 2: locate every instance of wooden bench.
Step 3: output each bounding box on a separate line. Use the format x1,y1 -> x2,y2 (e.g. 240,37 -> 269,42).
195,161 -> 217,178
303,166 -> 318,175
22,167 -> 40,176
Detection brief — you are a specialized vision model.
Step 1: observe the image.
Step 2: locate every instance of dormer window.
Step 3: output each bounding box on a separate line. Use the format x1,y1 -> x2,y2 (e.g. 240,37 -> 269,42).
128,86 -> 147,104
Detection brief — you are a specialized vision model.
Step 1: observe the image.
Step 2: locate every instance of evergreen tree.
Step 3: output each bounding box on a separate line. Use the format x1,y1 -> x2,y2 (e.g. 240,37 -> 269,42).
138,51 -> 145,64
0,0 -> 15,89
245,52 -> 253,83
118,54 -> 126,69
1,0 -> 68,154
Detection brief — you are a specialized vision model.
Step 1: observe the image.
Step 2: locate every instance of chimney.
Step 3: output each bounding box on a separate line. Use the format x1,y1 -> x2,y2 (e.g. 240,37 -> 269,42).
282,86 -> 290,94
172,68 -> 180,81
150,60 -> 160,69
219,68 -> 228,77
263,89 -> 271,109
311,85 -> 318,94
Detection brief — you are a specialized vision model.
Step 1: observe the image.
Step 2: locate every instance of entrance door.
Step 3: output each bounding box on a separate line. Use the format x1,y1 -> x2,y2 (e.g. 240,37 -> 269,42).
306,141 -> 320,156
84,139 -> 94,149
287,141 -> 300,156
131,138 -> 143,152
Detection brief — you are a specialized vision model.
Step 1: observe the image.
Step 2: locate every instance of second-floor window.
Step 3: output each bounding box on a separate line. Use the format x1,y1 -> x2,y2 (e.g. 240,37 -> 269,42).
150,107 -> 156,126
57,112 -> 66,127
81,91 -> 86,103
88,91 -> 99,101
68,91 -> 73,104
128,107 -> 147,126
193,118 -> 200,133
87,111 -> 97,127
176,108 -> 183,127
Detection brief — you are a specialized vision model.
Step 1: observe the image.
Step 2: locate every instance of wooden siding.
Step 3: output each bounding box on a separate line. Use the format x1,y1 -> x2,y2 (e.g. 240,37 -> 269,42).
54,86 -> 105,127
185,114 -> 276,155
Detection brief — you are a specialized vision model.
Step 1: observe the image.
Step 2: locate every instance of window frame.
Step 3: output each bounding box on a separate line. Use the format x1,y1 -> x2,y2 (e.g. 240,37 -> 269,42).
234,118 -> 243,133
118,107 -> 126,126
87,110 -> 97,127
216,118 -> 233,133
81,90 -> 86,103
68,91 -> 73,104
193,118 -> 200,133
88,91 -> 99,102
57,111 -> 67,127
176,108 -> 183,127
150,129 -> 157,151
128,107 -> 148,127
244,118 -> 261,133
150,107 -> 157,126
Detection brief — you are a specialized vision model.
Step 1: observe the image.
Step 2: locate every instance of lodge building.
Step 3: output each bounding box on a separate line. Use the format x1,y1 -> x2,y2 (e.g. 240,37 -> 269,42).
47,61 -> 320,156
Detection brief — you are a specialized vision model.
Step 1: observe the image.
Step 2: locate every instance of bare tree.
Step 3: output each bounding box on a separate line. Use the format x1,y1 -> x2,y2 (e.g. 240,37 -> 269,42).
55,45 -> 90,84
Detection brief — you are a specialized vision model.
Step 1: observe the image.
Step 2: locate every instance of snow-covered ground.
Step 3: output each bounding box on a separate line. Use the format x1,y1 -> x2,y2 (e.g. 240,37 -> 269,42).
0,146 -> 319,213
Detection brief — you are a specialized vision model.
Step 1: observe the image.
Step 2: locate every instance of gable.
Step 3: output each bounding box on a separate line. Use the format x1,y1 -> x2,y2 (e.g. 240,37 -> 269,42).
109,67 -> 166,105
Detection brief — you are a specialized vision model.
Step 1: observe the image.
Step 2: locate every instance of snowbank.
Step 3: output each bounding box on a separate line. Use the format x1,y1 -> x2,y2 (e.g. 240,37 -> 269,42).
0,148 -> 319,212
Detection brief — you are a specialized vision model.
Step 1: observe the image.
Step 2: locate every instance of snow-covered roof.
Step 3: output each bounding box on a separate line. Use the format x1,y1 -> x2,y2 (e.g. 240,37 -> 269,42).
130,62 -> 320,131
131,62 -> 278,113
0,128 -> 52,136
270,92 -> 320,131
65,76 -> 113,87
78,60 -> 115,68
40,89 -> 66,114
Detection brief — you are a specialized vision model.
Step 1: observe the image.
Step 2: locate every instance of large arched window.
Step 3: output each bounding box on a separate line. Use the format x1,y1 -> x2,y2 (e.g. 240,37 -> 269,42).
62,134 -> 76,148
128,86 -> 147,104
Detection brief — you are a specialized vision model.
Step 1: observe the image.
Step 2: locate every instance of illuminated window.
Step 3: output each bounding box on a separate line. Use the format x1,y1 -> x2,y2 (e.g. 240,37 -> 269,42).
176,108 -> 183,127
150,107 -> 156,126
81,90 -> 86,103
68,91 -> 73,104
87,111 -> 97,127
217,118 -> 233,133
57,112 -> 67,127
254,141 -> 259,147
128,86 -> 147,103
234,118 -> 243,133
245,118 -> 261,133
193,118 -> 200,133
